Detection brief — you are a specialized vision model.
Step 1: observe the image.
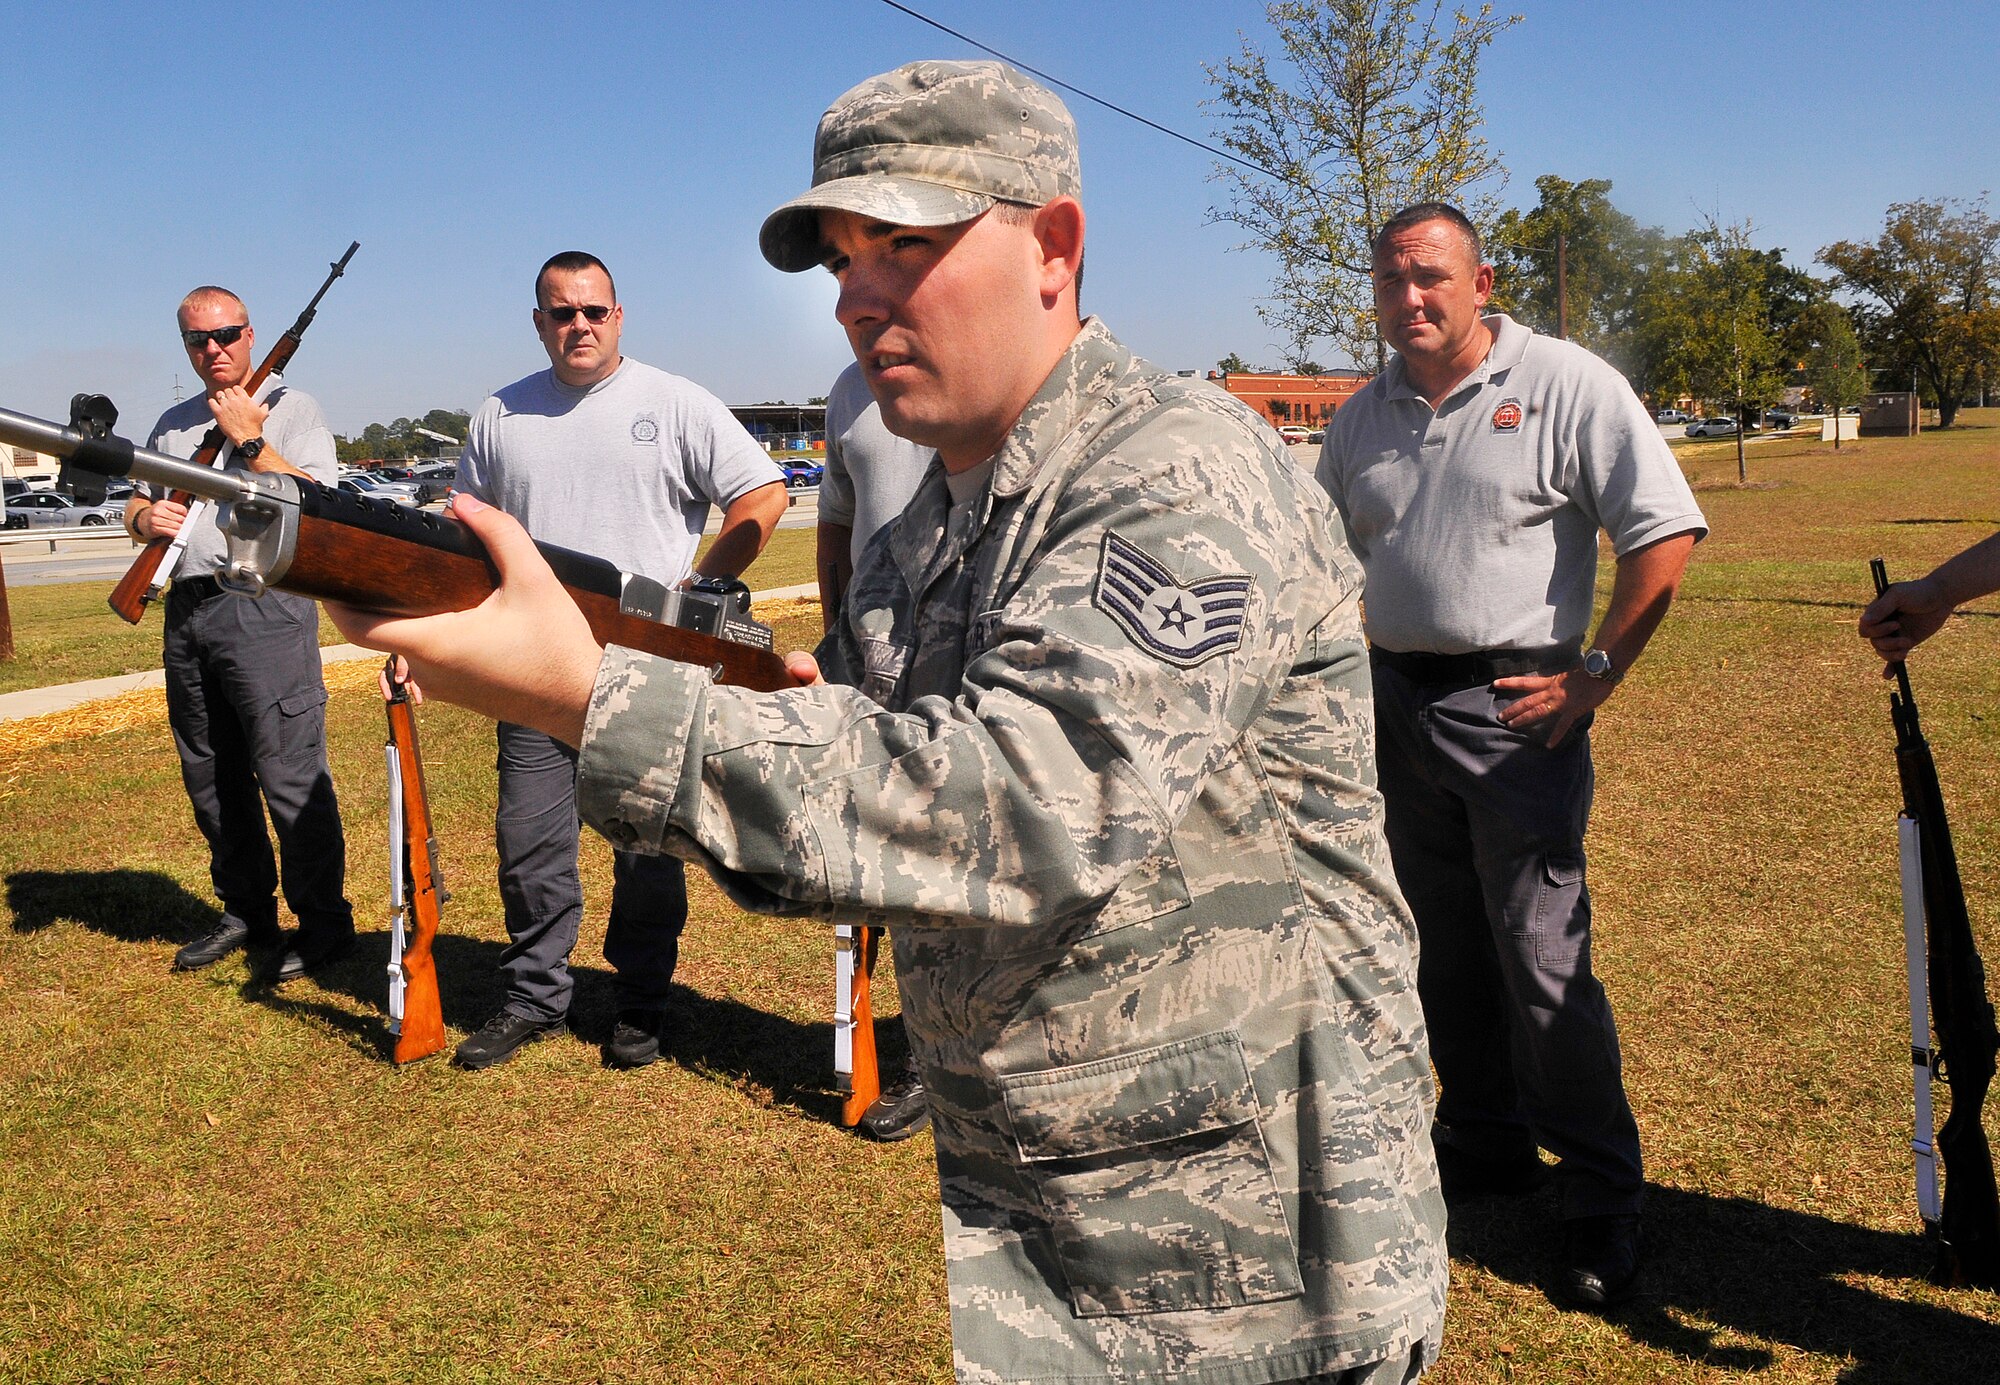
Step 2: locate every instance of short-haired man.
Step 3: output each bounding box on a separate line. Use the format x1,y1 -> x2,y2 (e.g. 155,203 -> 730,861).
1318,202 -> 1707,1308
128,286 -> 354,981
815,359 -> 936,1141
329,64 -> 1444,1383
448,251 -> 787,1071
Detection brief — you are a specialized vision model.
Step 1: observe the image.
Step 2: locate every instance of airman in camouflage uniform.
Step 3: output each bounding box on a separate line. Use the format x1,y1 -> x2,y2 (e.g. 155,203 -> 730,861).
327,60 -> 1445,1385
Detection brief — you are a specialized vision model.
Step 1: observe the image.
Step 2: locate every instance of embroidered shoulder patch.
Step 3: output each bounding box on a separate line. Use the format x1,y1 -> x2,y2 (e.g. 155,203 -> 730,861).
1094,532 -> 1253,668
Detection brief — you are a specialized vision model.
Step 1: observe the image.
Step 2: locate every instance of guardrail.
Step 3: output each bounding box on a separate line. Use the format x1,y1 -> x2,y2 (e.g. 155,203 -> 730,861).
0,526 -> 136,552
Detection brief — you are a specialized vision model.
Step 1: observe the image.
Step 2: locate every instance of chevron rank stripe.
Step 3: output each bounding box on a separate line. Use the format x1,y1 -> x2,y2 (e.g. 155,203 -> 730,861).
1093,531 -> 1253,668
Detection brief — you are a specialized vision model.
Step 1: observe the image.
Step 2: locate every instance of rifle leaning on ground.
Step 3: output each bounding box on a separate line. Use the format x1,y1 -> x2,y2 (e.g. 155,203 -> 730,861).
10,397 -> 793,691
1871,557 -> 2000,1289
384,657 -> 448,1066
106,241 -> 360,625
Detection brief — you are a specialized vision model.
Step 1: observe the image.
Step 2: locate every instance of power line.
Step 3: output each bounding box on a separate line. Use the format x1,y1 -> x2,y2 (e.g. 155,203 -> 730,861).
873,0 -> 1298,188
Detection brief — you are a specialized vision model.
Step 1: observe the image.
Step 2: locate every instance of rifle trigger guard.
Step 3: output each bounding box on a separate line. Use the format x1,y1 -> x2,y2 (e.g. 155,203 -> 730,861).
218,472 -> 302,598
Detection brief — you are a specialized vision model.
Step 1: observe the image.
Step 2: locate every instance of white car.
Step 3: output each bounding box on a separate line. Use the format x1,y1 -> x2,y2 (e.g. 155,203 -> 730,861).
1276,425 -> 1313,444
1654,407 -> 1691,424
1684,417 -> 1740,438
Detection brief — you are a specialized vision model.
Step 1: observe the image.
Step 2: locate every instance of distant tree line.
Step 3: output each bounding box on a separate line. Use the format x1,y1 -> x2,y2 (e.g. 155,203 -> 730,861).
335,409 -> 472,464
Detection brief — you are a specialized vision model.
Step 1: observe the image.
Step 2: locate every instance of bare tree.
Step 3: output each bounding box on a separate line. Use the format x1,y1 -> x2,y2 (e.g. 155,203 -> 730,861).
1205,0 -> 1519,373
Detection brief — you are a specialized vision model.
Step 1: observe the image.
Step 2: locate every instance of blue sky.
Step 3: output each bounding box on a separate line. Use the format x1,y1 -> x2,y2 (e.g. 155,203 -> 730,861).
2,0 -> 1993,435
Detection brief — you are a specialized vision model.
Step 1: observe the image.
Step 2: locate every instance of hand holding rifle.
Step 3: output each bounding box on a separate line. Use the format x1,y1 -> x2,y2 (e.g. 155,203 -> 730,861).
1861,531 -> 2000,671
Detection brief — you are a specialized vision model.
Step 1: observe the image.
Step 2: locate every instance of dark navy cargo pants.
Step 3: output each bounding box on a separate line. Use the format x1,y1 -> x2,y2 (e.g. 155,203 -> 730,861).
162,582 -> 352,943
1370,659 -> 1644,1219
494,722 -> 686,1023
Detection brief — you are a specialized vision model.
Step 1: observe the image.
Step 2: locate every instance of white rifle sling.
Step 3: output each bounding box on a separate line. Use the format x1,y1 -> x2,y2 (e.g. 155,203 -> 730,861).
385,739 -> 408,1034
833,924 -> 860,1093
148,435 -> 235,600
1899,814 -> 1943,1229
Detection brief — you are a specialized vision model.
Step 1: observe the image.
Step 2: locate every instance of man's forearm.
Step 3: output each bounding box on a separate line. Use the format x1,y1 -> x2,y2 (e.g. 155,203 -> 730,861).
696,481 -> 788,580
1591,531 -> 1699,672
1923,531 -> 2000,609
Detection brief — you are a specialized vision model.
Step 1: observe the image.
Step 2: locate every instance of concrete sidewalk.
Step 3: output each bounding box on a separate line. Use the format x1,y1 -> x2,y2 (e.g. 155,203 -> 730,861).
0,581 -> 821,723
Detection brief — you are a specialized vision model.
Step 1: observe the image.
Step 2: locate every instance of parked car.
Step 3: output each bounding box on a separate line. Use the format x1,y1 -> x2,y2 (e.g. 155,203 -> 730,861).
3,491 -> 122,529
781,460 -> 824,489
1276,424 -> 1313,444
405,462 -> 458,504
1763,408 -> 1799,430
1654,407 -> 1691,424
1307,428 -> 1328,445
1684,417 -> 1739,438
338,474 -> 424,505
2,477 -> 29,501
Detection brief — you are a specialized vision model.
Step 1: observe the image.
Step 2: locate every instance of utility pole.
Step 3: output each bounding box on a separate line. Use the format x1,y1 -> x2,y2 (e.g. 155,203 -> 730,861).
1555,231 -> 1569,341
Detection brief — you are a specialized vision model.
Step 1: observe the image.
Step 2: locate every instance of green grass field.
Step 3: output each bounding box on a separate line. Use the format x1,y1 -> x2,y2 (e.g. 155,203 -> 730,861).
3,426 -> 1999,1381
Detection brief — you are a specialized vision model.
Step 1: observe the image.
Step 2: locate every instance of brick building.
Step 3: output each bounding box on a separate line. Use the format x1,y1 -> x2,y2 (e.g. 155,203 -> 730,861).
1210,370 -> 1371,431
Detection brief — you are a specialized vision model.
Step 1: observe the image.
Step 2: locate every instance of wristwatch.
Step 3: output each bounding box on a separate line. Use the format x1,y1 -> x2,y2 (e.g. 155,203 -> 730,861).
1582,648 -> 1621,683
235,436 -> 266,463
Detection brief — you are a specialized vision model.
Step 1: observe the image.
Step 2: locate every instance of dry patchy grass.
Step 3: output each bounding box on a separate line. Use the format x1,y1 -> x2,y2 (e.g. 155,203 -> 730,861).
5,427 -> 2000,1381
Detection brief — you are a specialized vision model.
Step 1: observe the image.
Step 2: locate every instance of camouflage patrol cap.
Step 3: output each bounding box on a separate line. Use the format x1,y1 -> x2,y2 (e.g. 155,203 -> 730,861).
759,60 -> 1081,273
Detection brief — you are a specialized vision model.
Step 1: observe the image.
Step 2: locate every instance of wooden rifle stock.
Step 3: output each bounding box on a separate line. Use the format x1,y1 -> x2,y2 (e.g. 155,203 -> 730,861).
387,664 -> 448,1066
108,241 -> 360,624
1872,558 -> 2000,1289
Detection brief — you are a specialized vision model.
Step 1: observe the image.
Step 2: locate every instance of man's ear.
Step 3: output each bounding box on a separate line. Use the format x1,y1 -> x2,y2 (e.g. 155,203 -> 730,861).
1032,196 -> 1085,302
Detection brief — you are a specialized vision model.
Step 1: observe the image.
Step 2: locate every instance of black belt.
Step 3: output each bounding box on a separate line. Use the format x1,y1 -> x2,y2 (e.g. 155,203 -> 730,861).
1369,645 -> 1571,685
169,575 -> 227,604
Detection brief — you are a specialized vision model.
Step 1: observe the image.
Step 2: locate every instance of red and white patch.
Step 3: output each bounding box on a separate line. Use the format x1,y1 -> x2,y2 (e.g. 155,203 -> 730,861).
1491,399 -> 1524,433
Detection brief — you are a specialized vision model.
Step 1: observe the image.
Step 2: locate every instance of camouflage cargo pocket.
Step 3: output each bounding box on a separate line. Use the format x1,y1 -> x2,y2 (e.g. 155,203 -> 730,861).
999,1029 -> 1303,1317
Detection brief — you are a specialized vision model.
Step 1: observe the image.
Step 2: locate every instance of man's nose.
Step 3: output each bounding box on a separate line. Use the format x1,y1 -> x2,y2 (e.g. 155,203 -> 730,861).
834,272 -> 887,332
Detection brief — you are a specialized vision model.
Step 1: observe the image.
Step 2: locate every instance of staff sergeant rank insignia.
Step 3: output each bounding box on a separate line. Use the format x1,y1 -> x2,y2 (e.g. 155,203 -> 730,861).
1094,531 -> 1252,667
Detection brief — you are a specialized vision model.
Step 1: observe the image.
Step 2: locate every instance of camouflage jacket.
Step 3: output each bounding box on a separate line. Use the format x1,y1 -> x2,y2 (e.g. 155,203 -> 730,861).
578,320 -> 1446,1384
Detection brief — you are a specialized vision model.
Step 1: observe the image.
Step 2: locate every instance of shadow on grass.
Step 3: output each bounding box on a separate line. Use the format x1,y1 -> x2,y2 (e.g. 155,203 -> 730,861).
1450,1184 -> 2000,1381
5,868 -> 217,942
241,928 -> 877,1123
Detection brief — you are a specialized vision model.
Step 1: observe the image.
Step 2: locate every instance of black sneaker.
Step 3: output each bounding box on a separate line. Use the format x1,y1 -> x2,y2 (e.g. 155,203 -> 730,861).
266,928 -> 356,984
859,1056 -> 931,1142
1434,1139 -> 1553,1201
455,1009 -> 567,1070
173,916 -> 255,971
1557,1212 -> 1643,1309
604,1009 -> 668,1069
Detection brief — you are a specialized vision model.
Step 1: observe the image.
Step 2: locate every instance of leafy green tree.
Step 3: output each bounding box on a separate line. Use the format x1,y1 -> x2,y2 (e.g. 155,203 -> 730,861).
1819,197 -> 2000,428
1206,0 -> 1520,373
1216,352 -> 1254,375
1489,175 -> 1669,373
1639,219 -> 1785,482
1795,302 -> 1867,450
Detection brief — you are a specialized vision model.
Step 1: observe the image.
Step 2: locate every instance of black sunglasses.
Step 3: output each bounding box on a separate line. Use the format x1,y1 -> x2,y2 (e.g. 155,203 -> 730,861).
181,324 -> 248,350
538,304 -> 613,325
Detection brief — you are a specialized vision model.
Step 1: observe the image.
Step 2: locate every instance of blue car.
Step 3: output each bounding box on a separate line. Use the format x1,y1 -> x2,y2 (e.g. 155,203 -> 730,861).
782,460 -> 824,489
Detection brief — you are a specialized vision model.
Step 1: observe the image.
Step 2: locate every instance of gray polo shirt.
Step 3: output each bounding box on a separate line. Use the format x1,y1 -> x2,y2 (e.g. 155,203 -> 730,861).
147,382 -> 339,580
461,358 -> 782,583
820,361 -> 934,567
1316,313 -> 1706,655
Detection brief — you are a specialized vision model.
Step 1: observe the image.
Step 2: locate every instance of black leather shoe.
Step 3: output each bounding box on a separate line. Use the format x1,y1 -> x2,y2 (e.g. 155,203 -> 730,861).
455,1009 -> 567,1070
1434,1139 -> 1553,1201
604,1009 -> 668,1069
173,916 -> 254,971
266,928 -> 356,984
1558,1212 -> 1643,1308
859,1056 -> 931,1142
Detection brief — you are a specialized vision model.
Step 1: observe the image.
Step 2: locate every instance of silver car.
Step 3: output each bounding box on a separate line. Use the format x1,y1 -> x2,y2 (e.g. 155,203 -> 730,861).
4,491 -> 123,529
339,473 -> 425,506
1684,417 -> 1740,438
